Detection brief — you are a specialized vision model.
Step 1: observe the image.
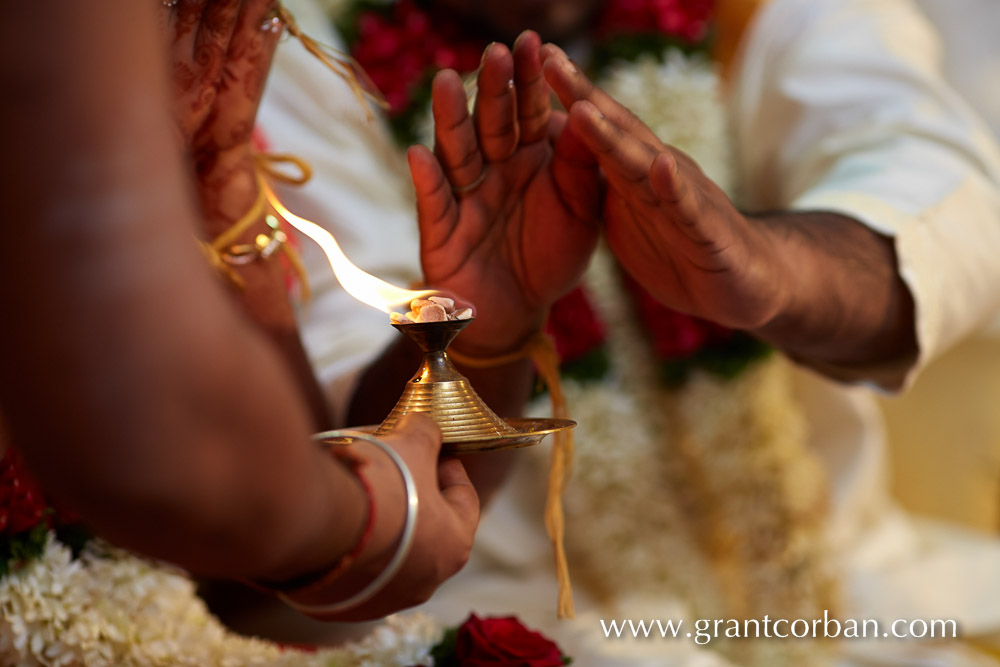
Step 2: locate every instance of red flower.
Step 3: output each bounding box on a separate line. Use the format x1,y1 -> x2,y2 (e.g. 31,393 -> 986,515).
455,615 -> 567,667
0,449 -> 50,537
350,0 -> 489,118
546,286 -> 606,363
622,272 -> 733,360
597,0 -> 714,42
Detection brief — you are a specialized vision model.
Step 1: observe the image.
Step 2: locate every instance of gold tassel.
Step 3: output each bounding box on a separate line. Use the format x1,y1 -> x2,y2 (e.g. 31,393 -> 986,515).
450,330 -> 577,618
277,5 -> 389,122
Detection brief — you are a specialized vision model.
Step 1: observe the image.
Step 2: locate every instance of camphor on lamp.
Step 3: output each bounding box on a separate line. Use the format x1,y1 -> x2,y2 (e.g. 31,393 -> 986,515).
265,181 -> 573,452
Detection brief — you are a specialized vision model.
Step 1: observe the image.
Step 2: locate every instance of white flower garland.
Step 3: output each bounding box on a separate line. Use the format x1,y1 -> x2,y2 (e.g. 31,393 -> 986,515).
525,49 -> 835,666
0,535 -> 441,667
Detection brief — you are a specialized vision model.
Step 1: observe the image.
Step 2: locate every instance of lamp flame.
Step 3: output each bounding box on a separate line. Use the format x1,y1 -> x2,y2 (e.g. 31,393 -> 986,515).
263,182 -> 431,313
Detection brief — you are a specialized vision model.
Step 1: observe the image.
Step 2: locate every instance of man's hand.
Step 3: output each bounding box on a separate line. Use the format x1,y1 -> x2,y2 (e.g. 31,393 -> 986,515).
407,32 -> 601,356
539,44 -> 786,331
539,44 -> 916,376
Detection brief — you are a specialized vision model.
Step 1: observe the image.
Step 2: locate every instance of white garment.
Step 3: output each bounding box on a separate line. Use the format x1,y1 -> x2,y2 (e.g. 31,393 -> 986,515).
728,0 -> 1000,646
257,0 -> 424,427
258,0 -> 1000,664
731,0 -> 1000,389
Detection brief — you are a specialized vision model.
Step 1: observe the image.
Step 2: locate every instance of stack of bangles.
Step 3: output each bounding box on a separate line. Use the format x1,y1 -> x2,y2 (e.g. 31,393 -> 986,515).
270,432 -> 418,615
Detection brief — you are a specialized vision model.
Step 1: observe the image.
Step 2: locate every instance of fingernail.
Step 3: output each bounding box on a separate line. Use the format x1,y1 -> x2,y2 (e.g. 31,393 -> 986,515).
561,56 -> 577,75
481,42 -> 497,66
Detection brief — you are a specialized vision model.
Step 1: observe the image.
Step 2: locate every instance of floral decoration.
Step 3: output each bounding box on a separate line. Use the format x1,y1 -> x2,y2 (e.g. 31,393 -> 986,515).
0,450 -> 87,579
0,532 -> 444,666
335,0 -> 714,145
0,531 -> 575,667
621,272 -> 771,386
431,614 -> 570,667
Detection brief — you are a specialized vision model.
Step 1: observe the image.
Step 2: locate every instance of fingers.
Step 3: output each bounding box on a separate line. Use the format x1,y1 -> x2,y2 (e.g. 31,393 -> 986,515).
551,111 -> 603,224
192,0 -> 281,152
474,43 -> 519,161
512,30 -> 550,145
432,69 -> 486,193
407,145 -> 459,254
438,457 -> 480,532
567,100 -> 660,207
195,0 -> 241,66
171,0 -> 208,45
390,412 -> 443,455
541,43 -> 659,147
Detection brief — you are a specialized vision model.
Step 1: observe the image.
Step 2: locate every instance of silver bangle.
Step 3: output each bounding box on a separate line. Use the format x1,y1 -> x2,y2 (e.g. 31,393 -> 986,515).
277,431 -> 418,615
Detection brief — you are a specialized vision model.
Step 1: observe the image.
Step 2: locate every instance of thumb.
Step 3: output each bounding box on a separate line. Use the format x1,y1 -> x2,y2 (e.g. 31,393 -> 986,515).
390,411 -> 444,457
438,457 -> 480,531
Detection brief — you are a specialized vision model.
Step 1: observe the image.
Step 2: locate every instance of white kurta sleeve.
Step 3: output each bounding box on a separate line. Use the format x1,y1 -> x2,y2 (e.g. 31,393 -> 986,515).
729,0 -> 1000,389
257,0 -> 422,425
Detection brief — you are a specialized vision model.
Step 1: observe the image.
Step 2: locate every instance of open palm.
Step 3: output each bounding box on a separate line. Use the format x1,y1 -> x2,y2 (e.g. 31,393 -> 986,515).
540,44 -> 785,330
408,33 -> 601,354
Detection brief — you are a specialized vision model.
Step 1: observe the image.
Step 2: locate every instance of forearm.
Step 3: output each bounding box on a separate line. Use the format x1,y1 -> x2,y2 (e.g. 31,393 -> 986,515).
0,0 -> 364,581
750,211 -> 918,378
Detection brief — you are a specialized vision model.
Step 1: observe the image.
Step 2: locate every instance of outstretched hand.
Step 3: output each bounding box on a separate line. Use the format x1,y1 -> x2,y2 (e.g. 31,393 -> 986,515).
540,44 -> 787,331
407,31 -> 601,356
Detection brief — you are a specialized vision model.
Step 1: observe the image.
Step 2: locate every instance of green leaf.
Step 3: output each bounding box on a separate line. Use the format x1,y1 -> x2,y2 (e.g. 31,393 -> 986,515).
429,626 -> 459,667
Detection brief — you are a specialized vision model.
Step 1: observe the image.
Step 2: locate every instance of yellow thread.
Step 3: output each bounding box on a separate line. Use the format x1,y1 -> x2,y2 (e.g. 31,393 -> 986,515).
277,5 -> 388,122
201,159 -> 314,300
210,177 -> 268,252
256,153 -> 313,185
449,330 -> 576,619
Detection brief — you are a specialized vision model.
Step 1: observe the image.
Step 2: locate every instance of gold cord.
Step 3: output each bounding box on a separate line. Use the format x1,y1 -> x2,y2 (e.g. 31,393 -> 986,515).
450,330 -> 576,619
532,333 -> 576,619
199,179 -> 268,289
277,5 -> 388,122
201,157 -> 314,300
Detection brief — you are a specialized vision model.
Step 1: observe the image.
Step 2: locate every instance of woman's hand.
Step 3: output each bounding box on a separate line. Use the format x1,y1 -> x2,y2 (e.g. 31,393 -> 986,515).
291,414 -> 480,621
407,31 -> 602,356
164,0 -> 282,229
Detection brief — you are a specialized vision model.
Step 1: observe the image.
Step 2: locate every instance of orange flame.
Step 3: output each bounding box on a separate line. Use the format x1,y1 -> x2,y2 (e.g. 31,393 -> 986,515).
263,182 -> 431,313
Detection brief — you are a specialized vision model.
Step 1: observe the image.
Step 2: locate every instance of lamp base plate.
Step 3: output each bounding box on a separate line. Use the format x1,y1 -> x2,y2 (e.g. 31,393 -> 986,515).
338,418 -> 576,454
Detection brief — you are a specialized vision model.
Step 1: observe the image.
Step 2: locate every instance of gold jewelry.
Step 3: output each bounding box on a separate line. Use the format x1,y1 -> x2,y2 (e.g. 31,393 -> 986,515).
199,179 -> 268,289
220,215 -> 288,266
200,164 -> 311,300
451,169 -> 487,196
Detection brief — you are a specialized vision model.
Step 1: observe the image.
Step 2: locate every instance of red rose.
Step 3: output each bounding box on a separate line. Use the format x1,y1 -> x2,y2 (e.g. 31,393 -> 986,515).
597,0 -> 714,42
455,614 -> 566,667
620,271 -> 734,360
0,449 -> 50,536
546,286 -> 606,364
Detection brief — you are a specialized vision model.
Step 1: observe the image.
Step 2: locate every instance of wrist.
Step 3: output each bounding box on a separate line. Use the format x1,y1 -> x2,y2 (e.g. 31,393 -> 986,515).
277,438 -> 409,612
195,146 -> 258,239
742,213 -> 800,333
448,311 -> 546,361
249,446 -> 372,591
